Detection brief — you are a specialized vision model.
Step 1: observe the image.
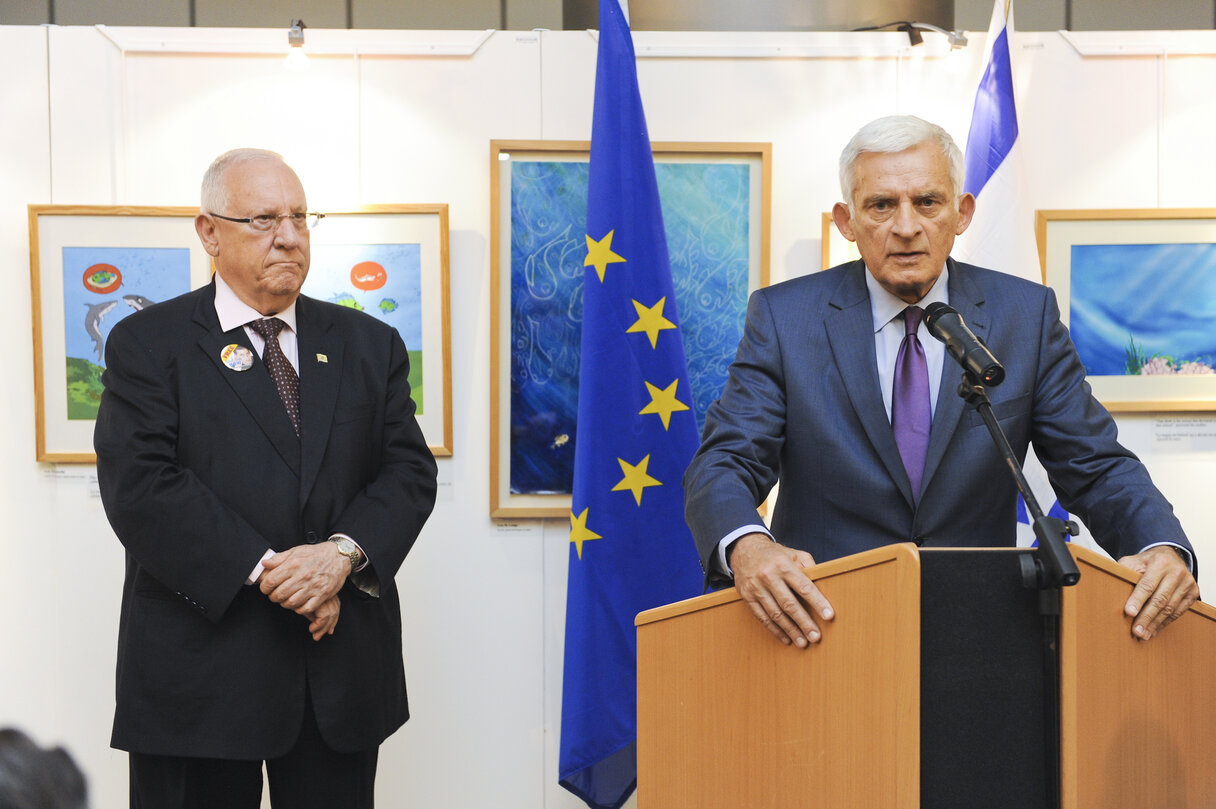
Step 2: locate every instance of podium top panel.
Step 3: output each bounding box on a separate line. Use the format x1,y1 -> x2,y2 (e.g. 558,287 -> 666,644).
635,541 -> 920,626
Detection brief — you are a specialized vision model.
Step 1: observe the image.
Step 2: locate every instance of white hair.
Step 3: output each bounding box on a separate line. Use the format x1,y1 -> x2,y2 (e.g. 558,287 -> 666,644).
838,115 -> 966,208
199,148 -> 287,213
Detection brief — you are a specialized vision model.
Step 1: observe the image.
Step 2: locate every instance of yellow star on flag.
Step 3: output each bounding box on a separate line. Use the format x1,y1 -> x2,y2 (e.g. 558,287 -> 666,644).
569,507 -> 603,560
611,454 -> 663,506
638,378 -> 691,430
626,297 -> 677,349
584,229 -> 626,283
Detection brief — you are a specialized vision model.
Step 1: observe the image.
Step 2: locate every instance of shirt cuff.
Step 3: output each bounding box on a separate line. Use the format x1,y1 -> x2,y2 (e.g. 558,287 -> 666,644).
1139,541 -> 1194,573
246,549 -> 276,585
714,524 -> 774,578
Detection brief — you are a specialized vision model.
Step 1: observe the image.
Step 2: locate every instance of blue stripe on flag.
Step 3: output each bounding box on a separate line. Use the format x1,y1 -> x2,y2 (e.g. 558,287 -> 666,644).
963,25 -> 1018,196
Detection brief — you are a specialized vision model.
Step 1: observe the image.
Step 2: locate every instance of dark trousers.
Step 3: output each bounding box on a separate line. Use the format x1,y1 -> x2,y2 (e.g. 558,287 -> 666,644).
129,695 -> 378,809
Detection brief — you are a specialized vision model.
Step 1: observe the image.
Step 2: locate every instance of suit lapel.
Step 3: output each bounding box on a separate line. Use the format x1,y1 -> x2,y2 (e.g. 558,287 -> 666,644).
193,287 -> 302,476
824,262 -> 916,505
921,259 -> 988,497
296,296 -> 344,509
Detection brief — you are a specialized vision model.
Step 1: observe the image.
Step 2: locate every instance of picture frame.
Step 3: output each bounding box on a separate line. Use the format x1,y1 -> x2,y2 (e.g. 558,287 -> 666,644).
29,205 -> 213,463
490,140 -> 771,519
822,211 -> 861,269
29,204 -> 452,463
1035,208 -> 1216,412
304,204 -> 453,457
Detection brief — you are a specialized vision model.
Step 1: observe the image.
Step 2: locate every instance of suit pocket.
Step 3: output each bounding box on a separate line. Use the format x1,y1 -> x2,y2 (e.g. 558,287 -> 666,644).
966,392 -> 1031,427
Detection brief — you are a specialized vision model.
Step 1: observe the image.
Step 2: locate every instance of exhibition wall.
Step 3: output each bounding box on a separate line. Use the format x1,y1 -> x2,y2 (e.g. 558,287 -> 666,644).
1,23 -> 1214,808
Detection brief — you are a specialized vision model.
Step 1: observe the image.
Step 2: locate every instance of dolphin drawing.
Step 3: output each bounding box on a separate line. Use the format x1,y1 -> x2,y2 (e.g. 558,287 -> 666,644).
123,294 -> 156,311
84,300 -> 120,362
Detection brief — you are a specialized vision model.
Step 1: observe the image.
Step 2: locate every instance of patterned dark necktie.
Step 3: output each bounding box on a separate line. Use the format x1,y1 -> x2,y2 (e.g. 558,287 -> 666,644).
248,317 -> 300,436
892,306 -> 931,502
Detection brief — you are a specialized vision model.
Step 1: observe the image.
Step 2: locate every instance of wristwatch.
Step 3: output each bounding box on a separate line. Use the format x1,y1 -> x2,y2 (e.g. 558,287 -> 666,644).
328,534 -> 364,571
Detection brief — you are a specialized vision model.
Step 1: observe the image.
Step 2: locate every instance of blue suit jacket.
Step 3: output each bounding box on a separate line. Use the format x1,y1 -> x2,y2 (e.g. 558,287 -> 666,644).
684,259 -> 1193,587
95,282 -> 437,758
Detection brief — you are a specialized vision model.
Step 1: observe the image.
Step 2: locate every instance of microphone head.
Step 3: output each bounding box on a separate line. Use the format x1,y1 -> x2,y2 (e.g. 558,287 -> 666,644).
920,301 -> 1005,386
922,301 -> 956,330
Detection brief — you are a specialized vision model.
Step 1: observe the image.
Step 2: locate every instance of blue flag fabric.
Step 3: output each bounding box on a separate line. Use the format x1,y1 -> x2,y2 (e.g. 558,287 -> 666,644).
963,23 -> 1018,197
558,1 -> 705,807
959,1 -> 1088,550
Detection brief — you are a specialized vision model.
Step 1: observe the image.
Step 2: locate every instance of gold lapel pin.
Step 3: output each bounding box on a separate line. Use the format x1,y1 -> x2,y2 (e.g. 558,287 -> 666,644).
316,353 -> 328,363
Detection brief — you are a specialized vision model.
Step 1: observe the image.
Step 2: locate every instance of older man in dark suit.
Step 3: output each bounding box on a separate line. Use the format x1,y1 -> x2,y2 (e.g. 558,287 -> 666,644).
95,148 -> 437,808
684,116 -> 1198,650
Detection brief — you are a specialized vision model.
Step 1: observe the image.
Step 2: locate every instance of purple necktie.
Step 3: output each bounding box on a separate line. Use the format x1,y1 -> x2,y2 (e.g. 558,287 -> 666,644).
248,317 -> 300,436
892,306 -> 930,502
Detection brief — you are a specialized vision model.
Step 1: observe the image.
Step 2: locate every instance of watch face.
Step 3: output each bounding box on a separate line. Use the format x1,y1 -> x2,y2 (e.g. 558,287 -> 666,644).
333,537 -> 360,564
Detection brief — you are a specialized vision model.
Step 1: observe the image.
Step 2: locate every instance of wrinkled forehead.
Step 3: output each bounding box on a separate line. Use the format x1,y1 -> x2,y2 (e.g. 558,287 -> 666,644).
851,145 -> 954,200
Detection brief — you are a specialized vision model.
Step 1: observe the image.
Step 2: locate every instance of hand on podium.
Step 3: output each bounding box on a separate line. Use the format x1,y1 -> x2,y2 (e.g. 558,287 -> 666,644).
729,533 -> 835,648
1118,545 -> 1200,640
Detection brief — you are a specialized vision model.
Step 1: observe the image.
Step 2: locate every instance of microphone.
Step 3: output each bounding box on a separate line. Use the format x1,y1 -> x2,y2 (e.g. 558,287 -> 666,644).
923,302 -> 1005,386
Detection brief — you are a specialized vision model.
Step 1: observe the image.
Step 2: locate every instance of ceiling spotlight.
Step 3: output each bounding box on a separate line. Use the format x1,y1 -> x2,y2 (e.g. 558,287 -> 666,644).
286,19 -> 308,70
858,20 -> 969,50
911,22 -> 969,50
288,19 -> 305,48
899,23 -> 924,47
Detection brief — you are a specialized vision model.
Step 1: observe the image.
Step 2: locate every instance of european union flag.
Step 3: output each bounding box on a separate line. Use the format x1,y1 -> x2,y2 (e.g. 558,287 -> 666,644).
557,1 -> 705,807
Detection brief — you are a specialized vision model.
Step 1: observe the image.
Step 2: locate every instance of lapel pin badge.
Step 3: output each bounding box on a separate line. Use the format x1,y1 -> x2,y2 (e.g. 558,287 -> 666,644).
316,353 -> 328,363
221,344 -> 254,372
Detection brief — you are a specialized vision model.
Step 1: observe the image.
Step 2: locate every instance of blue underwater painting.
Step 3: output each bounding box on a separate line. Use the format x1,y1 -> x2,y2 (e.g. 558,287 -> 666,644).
306,243 -> 425,412
1069,243 -> 1216,376
62,246 -> 192,419
509,160 -> 752,495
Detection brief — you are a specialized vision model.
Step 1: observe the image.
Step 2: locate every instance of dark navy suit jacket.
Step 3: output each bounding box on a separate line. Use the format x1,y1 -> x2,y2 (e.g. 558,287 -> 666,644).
95,282 -> 437,759
684,259 -> 1193,588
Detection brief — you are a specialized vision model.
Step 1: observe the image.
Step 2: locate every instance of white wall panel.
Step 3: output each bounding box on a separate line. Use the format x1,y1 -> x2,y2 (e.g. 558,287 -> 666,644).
1160,54 -> 1216,207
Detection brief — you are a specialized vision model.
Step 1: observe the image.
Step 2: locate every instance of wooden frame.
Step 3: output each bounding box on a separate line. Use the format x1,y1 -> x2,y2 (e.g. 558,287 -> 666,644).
1036,208 -> 1216,412
29,205 -> 212,462
490,140 -> 772,519
304,204 -> 453,456
821,210 -> 860,269
29,203 -> 452,463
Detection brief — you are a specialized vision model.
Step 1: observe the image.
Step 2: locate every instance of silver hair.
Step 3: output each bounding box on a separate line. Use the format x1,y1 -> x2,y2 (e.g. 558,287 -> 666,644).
199,148 -> 287,213
838,115 -> 966,209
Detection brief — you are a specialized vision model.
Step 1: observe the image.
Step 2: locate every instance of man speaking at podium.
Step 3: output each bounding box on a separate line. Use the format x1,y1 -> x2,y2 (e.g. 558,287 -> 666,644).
684,116 -> 1198,649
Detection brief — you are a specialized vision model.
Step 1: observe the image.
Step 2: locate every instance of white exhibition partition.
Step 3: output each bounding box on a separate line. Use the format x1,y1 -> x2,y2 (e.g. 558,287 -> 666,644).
1,23 -> 1215,809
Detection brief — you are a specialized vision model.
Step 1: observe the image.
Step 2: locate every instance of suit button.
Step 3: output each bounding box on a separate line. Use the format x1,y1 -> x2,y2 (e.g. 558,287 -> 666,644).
913,535 -> 925,546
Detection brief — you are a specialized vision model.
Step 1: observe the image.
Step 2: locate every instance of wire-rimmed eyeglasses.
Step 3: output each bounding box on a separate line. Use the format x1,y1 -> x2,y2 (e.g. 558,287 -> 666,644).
209,211 -> 326,231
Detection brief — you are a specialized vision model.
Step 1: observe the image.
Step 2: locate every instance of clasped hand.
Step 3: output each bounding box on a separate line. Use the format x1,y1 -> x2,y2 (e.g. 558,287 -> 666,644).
259,543 -> 351,641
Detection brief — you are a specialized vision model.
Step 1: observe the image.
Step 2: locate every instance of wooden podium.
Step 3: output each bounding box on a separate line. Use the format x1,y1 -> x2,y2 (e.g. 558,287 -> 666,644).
636,544 -> 1216,809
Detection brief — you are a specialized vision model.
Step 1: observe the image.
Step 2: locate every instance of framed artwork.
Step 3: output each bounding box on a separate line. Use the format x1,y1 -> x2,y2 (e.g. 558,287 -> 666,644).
29,204 -> 452,463
29,206 -> 213,462
304,205 -> 453,456
1036,208 -> 1216,411
822,211 -> 861,270
490,140 -> 771,518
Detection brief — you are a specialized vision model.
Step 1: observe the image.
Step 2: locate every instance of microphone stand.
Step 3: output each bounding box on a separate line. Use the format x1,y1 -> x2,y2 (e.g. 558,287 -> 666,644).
955,371 -> 1081,590
956,369 -> 1079,809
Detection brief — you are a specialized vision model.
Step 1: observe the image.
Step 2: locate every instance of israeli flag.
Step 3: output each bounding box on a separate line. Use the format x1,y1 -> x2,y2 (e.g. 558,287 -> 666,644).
953,0 -> 1105,555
